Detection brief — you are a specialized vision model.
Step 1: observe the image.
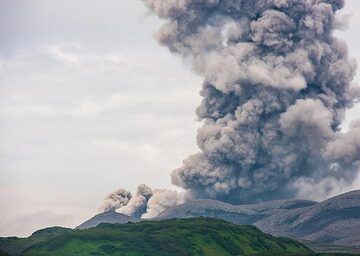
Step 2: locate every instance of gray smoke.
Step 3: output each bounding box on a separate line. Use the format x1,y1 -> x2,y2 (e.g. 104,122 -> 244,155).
117,184 -> 153,218
99,188 -> 132,212
142,0 -> 360,204
101,184 -> 188,218
142,189 -> 187,219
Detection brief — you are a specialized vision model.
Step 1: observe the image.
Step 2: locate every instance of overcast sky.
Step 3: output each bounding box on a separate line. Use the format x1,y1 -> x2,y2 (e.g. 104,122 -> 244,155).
0,0 -> 359,237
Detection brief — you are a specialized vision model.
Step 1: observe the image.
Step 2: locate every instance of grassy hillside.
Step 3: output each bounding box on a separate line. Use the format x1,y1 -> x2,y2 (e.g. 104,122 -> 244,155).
1,218 -> 358,256
0,227 -> 71,255
20,218 -> 310,256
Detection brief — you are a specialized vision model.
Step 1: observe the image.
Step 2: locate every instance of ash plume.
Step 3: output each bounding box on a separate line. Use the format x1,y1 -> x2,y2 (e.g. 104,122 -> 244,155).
99,188 -> 132,212
117,184 -> 153,218
101,184 -> 187,219
141,189 -> 187,219
142,0 -> 360,204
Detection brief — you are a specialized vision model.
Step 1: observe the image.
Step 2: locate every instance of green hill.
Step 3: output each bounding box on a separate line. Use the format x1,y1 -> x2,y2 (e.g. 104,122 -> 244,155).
0,227 -> 71,255
1,218 -> 358,256
21,218 -> 311,256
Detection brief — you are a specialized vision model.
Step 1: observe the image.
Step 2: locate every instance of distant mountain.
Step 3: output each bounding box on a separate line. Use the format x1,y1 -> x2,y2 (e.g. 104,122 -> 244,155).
3,190 -> 357,255
156,198 -> 317,228
76,211 -> 138,230
74,191 -> 360,248
20,218 -> 312,256
1,190 -> 360,255
290,190 -> 360,246
157,190 -> 360,247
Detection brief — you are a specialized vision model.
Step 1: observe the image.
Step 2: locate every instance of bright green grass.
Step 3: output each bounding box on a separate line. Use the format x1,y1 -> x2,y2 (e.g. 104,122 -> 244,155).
21,218 -> 311,256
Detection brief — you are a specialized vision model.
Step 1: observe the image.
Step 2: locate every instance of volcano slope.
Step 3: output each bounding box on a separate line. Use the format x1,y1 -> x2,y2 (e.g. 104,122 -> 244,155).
156,190 -> 360,248
76,211 -> 137,230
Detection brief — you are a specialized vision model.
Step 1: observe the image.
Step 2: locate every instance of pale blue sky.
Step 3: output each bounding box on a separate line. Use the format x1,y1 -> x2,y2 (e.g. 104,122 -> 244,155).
0,0 -> 359,237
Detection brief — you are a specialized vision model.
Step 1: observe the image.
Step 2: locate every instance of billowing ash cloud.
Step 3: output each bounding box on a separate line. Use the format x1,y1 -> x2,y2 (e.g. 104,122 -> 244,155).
117,184 -> 153,218
101,184 -> 187,218
142,0 -> 360,203
142,189 -> 187,219
99,188 -> 132,212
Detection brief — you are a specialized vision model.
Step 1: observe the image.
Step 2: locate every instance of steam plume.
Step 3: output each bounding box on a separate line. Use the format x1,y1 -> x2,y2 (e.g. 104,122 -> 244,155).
142,0 -> 360,203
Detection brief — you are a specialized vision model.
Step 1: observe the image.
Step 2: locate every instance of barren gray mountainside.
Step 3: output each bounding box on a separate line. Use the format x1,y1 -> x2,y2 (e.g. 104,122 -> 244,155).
290,190 -> 360,246
156,190 -> 360,246
76,211 -> 138,230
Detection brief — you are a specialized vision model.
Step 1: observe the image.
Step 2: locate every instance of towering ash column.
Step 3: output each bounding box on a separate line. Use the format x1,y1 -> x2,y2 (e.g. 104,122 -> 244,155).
142,0 -> 360,203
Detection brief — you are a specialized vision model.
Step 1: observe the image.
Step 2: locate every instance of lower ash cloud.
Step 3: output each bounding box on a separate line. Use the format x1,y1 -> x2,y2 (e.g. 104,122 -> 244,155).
140,0 -> 360,204
100,188 -> 131,212
100,184 -> 187,219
